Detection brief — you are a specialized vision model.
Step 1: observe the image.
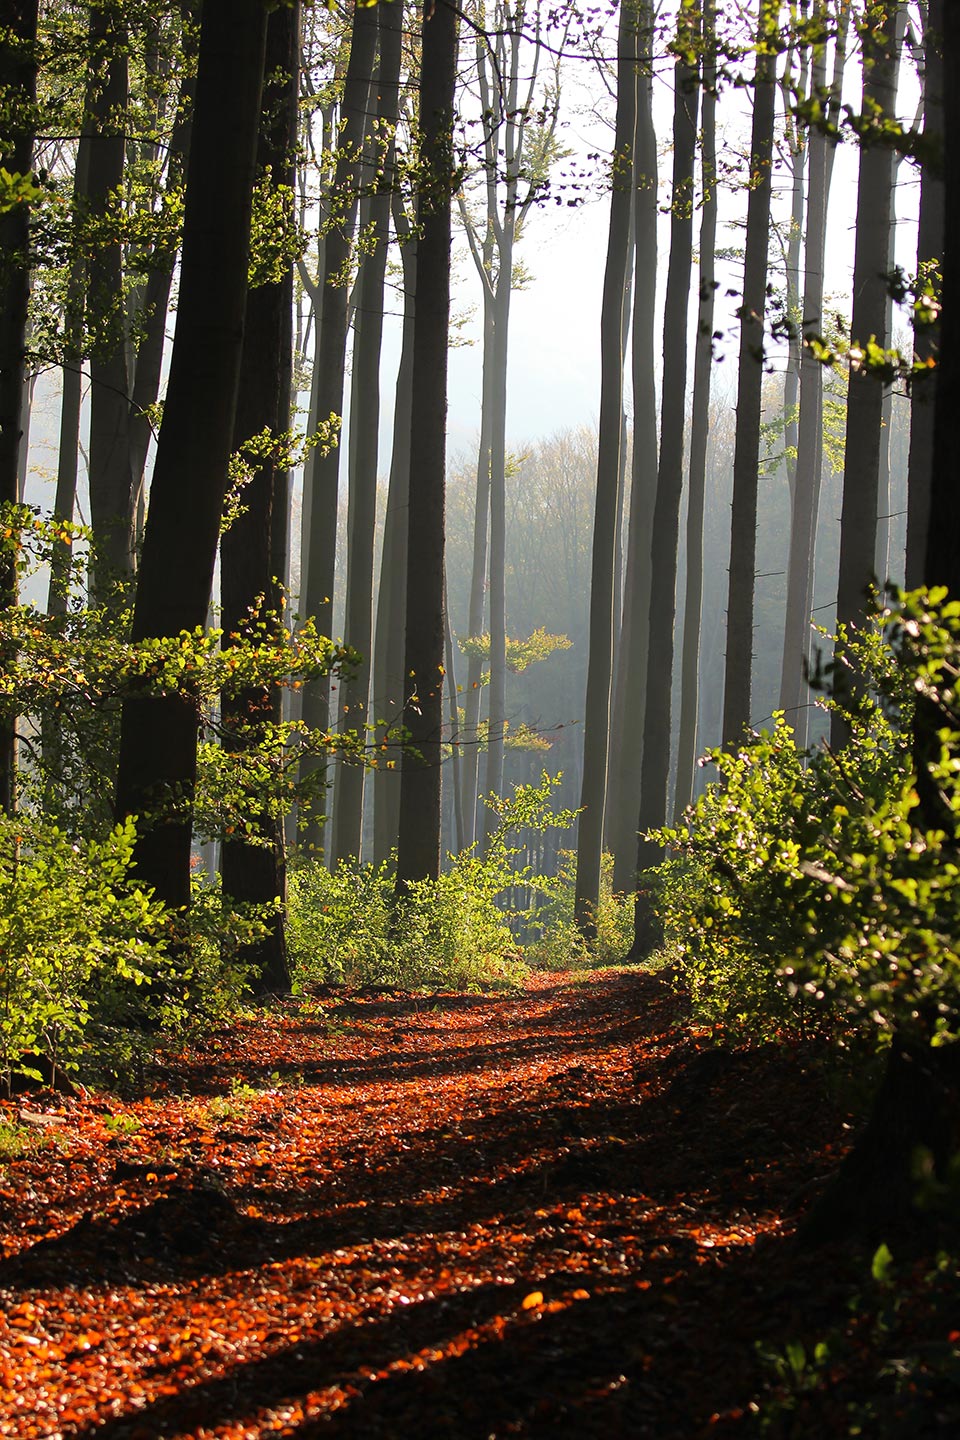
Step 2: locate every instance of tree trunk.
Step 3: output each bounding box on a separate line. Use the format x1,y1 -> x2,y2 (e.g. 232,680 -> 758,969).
114,0 -> 267,912
674,0 -> 717,818
608,0 -> 658,900
332,0 -> 403,866
220,0 -> 299,995
834,1 -> 902,669
779,0 -> 849,744
905,0 -> 944,589
0,0 -> 38,818
371,202 -> 415,865
299,0 -> 378,858
573,0 -> 638,938
127,56 -> 195,527
47,133 -> 91,619
721,2 -> 777,742
86,5 -> 134,598
632,22 -> 700,888
395,0 -> 458,889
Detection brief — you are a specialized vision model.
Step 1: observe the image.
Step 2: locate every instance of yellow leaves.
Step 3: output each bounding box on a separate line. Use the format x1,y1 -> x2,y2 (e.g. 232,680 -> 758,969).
521,1291 -> 543,1310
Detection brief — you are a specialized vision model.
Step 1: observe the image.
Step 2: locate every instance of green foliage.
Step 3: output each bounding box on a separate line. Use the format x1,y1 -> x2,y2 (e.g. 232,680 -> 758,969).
523,850 -> 635,970
288,773 -> 579,989
652,595 -> 960,1044
754,1231 -> 960,1435
0,813 -> 168,1088
457,627 -> 572,674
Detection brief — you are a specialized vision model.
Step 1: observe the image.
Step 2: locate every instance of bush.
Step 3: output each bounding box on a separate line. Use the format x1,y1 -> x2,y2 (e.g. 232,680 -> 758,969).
523,850 -> 636,969
0,814 -> 169,1088
651,596 -> 960,1045
288,773 -> 579,989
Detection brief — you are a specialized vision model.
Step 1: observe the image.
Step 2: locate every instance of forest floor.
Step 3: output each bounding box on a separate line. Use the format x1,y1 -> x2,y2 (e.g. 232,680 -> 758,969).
0,967 -> 952,1438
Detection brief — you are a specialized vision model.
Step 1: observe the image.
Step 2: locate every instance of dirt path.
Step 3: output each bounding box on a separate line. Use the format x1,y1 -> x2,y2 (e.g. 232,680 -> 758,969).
0,969 -> 854,1438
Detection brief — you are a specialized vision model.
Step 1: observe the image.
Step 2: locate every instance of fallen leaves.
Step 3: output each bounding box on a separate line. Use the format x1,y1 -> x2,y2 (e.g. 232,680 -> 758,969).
0,969 -> 862,1438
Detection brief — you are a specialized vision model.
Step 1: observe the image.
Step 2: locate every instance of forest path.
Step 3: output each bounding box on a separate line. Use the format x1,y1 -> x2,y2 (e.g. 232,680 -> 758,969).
0,968 -> 855,1438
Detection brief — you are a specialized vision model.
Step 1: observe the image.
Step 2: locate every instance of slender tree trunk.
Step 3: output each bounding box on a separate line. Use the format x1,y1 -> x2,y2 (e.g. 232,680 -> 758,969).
48,132 -> 91,618
220,0 -> 299,995
86,5 -> 134,597
675,0 -> 717,817
834,1 -> 902,651
481,271 -> 512,838
395,0 -> 458,889
607,0 -> 658,898
332,0 -> 403,865
0,0 -> 38,817
371,204 -> 415,865
721,1 -> 777,742
114,0 -> 267,911
905,0 -> 944,588
780,29 -> 808,504
459,295 -> 494,849
444,571 -> 465,853
573,0 -> 638,938
632,23 -> 700,889
779,0 -> 849,742
300,1 -> 378,858
127,60 -> 195,525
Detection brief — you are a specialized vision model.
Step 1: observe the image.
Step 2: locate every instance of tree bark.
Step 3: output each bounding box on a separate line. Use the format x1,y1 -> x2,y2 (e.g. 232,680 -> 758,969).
395,0 -> 458,889
0,0 -> 38,818
632,21 -> 700,886
220,0 -> 299,995
721,2 -> 777,742
332,0 -> 403,866
573,0 -> 638,938
299,0 -> 378,858
371,200 -> 415,865
675,0 -> 717,818
834,1 -> 902,666
607,0 -> 658,899
905,0 -> 944,588
86,4 -> 134,598
114,0 -> 268,912
779,0 -> 850,744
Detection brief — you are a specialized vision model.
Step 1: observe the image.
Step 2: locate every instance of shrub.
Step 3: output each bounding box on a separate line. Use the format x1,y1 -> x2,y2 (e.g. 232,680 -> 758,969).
523,850 -> 636,969
0,814 -> 169,1088
650,599 -> 960,1043
288,773 -> 578,989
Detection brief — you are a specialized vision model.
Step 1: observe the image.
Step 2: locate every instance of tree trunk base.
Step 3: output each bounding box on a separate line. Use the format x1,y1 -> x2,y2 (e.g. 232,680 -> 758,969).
799,1035 -> 960,1249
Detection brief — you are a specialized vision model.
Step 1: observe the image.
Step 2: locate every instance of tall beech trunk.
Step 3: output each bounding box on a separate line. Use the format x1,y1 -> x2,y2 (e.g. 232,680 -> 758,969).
220,1 -> 299,995
833,0 -> 901,704
573,0 -> 638,938
0,0 -> 38,818
332,0 -> 403,866
86,5 -> 134,597
674,0 -> 717,818
779,0 -> 850,742
905,0 -> 944,588
395,0 -> 458,889
48,133 -> 91,619
779,27 -> 809,504
455,2 -> 562,843
458,297 -> 494,849
720,2 -> 777,742
606,0 -> 658,899
371,203 -> 415,865
127,57 -> 195,527
114,0 -> 267,911
299,1 -> 378,858
631,25 -> 700,892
